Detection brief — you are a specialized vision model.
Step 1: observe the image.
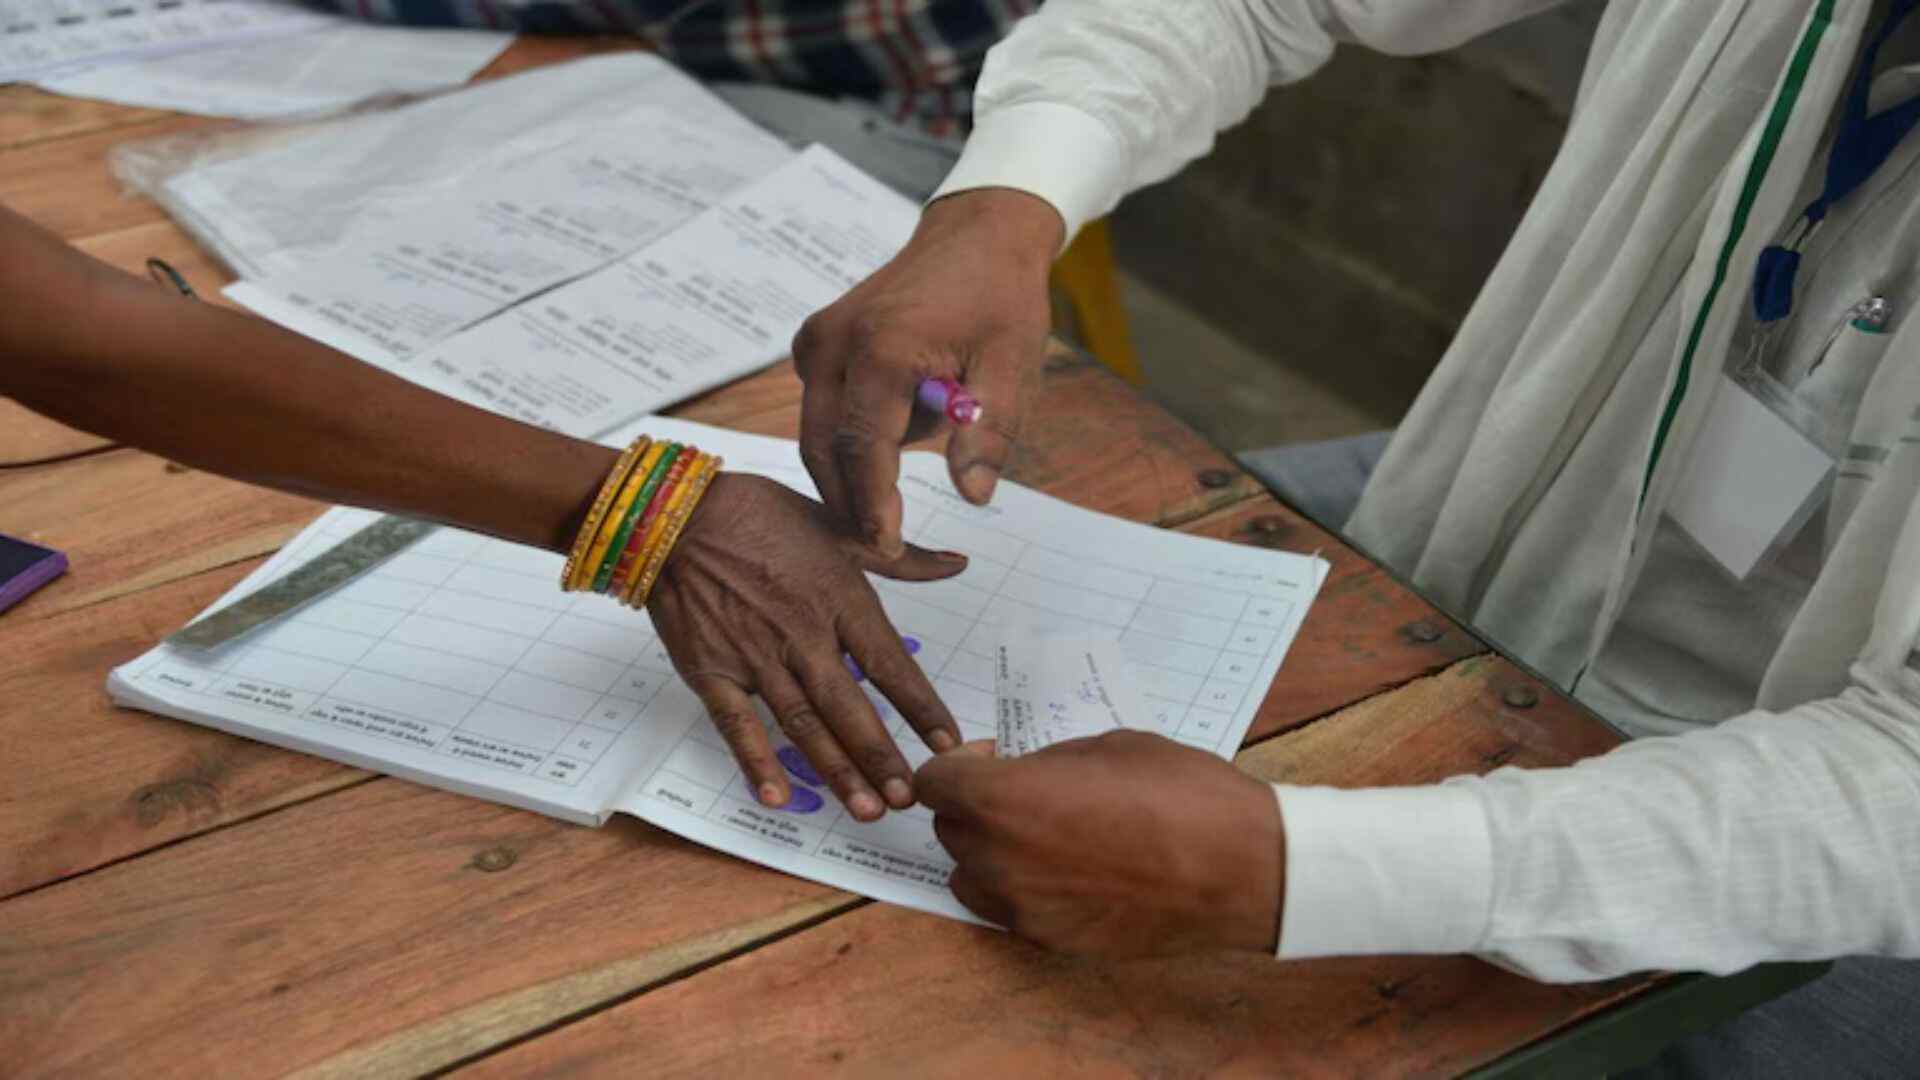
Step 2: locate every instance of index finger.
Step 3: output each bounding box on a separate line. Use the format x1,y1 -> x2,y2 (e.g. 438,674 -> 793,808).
797,332 -> 854,525
832,351 -> 919,558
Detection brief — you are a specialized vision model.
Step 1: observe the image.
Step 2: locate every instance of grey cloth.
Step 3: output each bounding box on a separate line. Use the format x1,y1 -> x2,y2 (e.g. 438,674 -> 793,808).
1237,430 -> 1393,530
707,82 -> 964,202
1628,958 -> 1920,1078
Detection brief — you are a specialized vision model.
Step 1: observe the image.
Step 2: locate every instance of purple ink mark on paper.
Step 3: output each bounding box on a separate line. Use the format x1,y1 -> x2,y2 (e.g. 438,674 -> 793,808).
777,744 -> 825,787
779,785 -> 824,814
903,635 -> 921,656
843,654 -> 865,682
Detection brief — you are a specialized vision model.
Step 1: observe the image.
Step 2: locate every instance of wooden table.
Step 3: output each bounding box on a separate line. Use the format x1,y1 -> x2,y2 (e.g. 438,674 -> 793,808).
0,40 -> 1818,1078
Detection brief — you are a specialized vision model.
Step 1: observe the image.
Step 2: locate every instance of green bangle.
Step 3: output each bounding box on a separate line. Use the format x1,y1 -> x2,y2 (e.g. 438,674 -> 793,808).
592,442 -> 681,593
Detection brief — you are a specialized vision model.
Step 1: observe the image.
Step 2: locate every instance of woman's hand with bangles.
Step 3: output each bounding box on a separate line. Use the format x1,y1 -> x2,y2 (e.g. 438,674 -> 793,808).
648,472 -> 968,821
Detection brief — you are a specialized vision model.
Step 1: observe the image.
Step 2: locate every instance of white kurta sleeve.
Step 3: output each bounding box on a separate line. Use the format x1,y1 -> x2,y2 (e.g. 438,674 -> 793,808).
933,0 -> 1572,241
1272,666 -> 1920,982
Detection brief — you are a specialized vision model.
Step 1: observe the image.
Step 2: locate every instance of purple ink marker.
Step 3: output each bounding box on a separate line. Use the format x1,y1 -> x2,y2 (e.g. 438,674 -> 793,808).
777,744 -> 825,788
915,377 -> 982,425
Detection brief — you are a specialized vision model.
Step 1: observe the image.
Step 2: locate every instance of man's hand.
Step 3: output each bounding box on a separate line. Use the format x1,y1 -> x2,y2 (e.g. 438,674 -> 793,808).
650,473 -> 968,822
792,188 -> 1062,558
917,731 -> 1285,957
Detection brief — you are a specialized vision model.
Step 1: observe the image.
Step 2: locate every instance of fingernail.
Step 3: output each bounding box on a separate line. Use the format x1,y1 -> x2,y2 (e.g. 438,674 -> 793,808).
882,777 -> 913,807
937,550 -> 968,564
928,729 -> 958,752
959,464 -> 997,503
849,792 -> 884,819
758,781 -> 785,807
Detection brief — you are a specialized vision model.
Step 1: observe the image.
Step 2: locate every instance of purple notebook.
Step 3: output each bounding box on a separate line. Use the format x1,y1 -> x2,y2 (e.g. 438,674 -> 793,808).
0,533 -> 67,615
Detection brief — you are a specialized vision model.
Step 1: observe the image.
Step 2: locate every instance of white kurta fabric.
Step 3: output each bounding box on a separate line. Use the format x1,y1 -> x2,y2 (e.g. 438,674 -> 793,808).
933,0 -> 1920,983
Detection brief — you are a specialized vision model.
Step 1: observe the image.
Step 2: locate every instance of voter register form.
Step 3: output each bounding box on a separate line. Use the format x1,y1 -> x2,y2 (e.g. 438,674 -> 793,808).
109,71 -> 1328,923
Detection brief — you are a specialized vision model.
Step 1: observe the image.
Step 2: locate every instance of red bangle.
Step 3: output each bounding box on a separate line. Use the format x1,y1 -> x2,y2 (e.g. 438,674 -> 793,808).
607,451 -> 694,595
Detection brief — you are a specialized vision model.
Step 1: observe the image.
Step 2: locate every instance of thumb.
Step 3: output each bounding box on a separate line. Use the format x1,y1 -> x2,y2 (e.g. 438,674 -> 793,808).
914,744 -> 999,813
947,339 -> 1034,505
848,538 -> 968,582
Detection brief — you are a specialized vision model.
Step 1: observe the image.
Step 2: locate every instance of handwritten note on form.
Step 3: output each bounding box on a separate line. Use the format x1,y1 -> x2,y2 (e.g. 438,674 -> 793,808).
995,636 -> 1149,758
111,419 -> 1327,925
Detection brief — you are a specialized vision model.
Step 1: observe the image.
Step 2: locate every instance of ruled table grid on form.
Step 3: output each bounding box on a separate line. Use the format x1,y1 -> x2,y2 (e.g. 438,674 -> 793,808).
121,509 -> 686,796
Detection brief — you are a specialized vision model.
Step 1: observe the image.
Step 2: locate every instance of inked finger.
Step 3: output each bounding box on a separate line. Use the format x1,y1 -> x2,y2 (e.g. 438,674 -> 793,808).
756,660 -> 886,822
840,607 -> 961,754
792,646 -> 915,810
686,673 -> 787,808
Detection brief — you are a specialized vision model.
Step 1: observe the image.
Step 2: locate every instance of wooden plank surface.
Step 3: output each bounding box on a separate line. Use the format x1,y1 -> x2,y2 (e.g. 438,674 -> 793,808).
454,658 -> 1630,1080
0,86 -> 172,151
0,774 -> 856,1077
0,561 -> 369,900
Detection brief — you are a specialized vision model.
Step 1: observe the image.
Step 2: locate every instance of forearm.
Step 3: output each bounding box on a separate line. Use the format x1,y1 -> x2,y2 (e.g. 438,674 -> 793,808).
1275,677 -> 1920,982
934,0 -> 1570,242
0,206 -> 615,552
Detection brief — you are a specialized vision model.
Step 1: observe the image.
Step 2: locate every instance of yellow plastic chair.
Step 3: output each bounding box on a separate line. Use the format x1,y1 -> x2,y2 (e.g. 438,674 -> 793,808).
1049,218 -> 1145,385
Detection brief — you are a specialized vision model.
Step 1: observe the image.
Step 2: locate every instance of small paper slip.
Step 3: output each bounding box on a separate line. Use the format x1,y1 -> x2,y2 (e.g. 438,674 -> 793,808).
111,421 -> 1328,927
1667,375 -> 1833,579
995,636 -> 1148,757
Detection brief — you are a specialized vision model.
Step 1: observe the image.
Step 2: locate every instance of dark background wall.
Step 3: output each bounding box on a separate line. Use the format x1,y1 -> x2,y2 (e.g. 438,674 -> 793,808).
1109,3 -> 1604,440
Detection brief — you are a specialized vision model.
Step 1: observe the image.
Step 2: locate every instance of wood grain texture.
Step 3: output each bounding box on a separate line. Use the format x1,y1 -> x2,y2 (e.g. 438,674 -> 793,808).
0,400 -> 103,463
0,450 -> 322,622
0,112 -> 223,239
0,777 -> 858,1077
0,86 -> 173,151
1182,497 -> 1486,744
0,561 -> 368,900
454,657 -> 1635,1080
74,217 -> 245,297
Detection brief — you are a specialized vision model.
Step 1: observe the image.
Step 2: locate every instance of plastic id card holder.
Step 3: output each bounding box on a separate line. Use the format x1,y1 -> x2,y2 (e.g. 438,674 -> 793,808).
1665,373 -> 1834,581
0,532 -> 68,616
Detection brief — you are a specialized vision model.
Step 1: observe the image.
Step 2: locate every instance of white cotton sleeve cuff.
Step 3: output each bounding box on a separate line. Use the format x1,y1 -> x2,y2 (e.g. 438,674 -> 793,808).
1271,782 -> 1494,959
929,101 -> 1130,247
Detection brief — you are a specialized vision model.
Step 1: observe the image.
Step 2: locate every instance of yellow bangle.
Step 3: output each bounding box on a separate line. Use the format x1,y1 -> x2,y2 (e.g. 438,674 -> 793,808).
560,436 -> 649,592
624,455 -> 721,609
618,452 -> 703,604
575,441 -> 666,592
